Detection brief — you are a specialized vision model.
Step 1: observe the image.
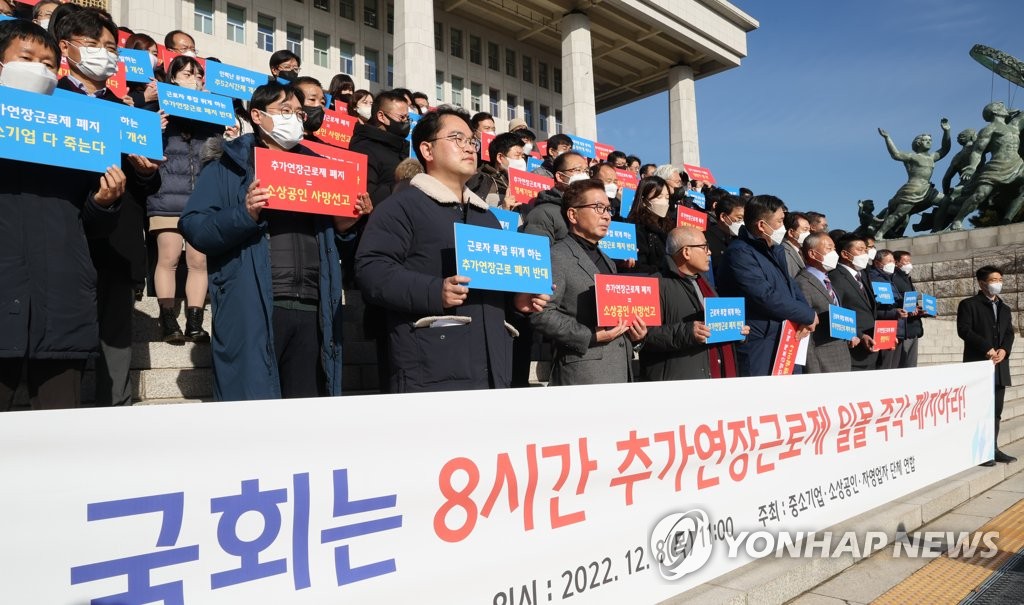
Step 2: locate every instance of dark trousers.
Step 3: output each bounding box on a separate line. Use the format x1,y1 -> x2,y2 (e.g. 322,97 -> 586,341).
850,344 -> 878,371
272,307 -> 322,399
995,385 -> 1006,443
897,338 -> 919,368
94,269 -> 135,406
0,358 -> 86,411
510,314 -> 534,388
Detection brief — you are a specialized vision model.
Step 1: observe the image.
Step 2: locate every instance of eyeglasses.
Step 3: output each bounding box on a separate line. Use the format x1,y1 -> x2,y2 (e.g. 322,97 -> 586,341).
428,133 -> 481,151
261,107 -> 307,120
558,167 -> 588,176
573,204 -> 613,216
680,243 -> 710,251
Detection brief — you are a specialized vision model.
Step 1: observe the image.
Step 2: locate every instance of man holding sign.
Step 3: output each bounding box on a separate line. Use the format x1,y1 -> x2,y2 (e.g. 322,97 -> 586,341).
794,232 -> 858,373
641,227 -> 746,381
532,179 -> 647,385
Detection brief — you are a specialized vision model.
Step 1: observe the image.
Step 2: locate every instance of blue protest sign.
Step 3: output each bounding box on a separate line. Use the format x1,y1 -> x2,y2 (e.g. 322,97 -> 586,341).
903,291 -> 919,313
829,304 -> 858,340
0,14 -> 13,21
720,186 -> 740,195
119,48 -> 154,82
688,190 -> 706,209
324,93 -> 332,110
204,62 -> 266,100
705,297 -> 745,344
0,86 -> 121,173
921,294 -> 937,316
567,134 -> 595,158
158,83 -> 235,126
871,282 -> 895,304
598,221 -> 638,261
526,157 -> 544,172
490,207 -> 519,231
117,104 -> 163,160
619,187 -> 636,219
454,223 -> 553,294
405,111 -> 421,144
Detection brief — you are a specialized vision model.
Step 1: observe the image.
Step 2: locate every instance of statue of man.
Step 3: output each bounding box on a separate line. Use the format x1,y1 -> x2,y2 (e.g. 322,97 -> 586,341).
928,128 -> 977,231
948,102 -> 1024,230
874,119 -> 951,238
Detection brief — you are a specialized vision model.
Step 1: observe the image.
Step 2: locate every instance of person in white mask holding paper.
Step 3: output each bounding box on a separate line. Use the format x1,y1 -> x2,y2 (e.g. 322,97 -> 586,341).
180,81 -> 371,401
828,234 -> 880,371
796,232 -> 858,373
717,195 -> 817,377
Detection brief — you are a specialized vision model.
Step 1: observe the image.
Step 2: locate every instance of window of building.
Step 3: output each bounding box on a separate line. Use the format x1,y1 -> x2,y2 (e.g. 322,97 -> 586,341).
554,67 -> 562,94
193,0 -> 213,35
487,42 -> 499,71
523,99 -> 534,128
339,0 -> 354,20
314,0 -> 329,10
451,75 -> 464,107
364,0 -> 378,28
538,61 -> 548,89
450,28 -> 463,59
286,23 -> 303,58
339,40 -> 355,74
387,4 -> 394,35
506,93 -> 517,121
434,22 -> 443,51
365,47 -> 379,82
470,82 -> 482,112
522,56 -> 533,84
539,104 -> 549,133
489,87 -> 500,116
256,14 -> 275,52
435,71 -> 445,102
226,4 -> 245,44
505,49 -> 516,77
313,31 -> 330,68
554,109 -> 563,134
387,53 -> 393,87
469,35 -> 481,65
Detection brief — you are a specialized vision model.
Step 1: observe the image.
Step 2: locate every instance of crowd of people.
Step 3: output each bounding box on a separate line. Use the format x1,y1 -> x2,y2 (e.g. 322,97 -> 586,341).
0,3 -> 1015,465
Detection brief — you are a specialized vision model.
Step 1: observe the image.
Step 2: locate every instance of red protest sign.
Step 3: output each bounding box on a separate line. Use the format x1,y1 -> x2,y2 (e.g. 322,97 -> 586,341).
676,206 -> 708,230
595,142 -> 615,161
594,274 -> 662,327
507,167 -> 553,203
683,163 -> 716,184
479,131 -> 496,162
160,45 -> 207,73
535,140 -> 547,157
117,29 -> 132,49
313,107 -> 357,149
873,321 -> 898,350
614,169 -> 638,190
771,321 -> 799,376
301,139 -> 362,165
254,146 -> 367,218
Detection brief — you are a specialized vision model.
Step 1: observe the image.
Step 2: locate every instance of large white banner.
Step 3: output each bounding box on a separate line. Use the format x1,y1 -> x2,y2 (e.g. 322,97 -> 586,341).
0,362 -> 994,604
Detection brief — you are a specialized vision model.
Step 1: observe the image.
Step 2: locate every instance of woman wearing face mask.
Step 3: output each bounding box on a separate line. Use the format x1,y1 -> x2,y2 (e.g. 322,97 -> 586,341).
146,55 -> 222,344
124,33 -> 161,111
328,73 -> 355,110
179,82 -> 371,401
624,176 -> 675,276
347,89 -> 373,124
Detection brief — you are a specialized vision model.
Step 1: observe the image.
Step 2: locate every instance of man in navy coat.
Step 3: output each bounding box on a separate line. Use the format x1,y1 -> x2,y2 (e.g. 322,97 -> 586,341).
717,195 -> 817,376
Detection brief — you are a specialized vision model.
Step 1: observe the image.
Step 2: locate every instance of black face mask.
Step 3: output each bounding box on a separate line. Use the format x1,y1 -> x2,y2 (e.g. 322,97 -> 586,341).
386,117 -> 411,138
303,105 -> 325,133
277,70 -> 298,81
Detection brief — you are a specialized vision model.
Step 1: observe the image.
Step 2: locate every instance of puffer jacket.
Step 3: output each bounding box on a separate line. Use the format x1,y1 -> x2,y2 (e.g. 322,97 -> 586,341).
147,117 -> 224,217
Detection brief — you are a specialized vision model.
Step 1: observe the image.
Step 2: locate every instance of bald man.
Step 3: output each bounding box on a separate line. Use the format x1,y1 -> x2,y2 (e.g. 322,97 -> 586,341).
640,226 -> 747,381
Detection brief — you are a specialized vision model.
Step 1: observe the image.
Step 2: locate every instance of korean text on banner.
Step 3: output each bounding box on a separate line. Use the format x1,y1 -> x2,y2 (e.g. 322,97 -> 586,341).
490,207 -> 520,231
479,130 -> 496,162
526,157 -> 544,173
874,320 -> 898,350
0,86 -> 120,173
688,190 -> 706,210
614,169 -> 639,190
253,146 -> 366,218
677,206 -> 708,230
567,134 -> 595,158
903,291 -> 919,313
453,223 -> 553,294
594,142 -> 614,161
507,167 -> 553,203
117,104 -> 164,160
204,61 -> 266,100
683,163 -> 716,184
594,274 -> 661,327
598,222 -> 638,261
157,83 -> 236,127
829,304 -> 858,340
922,294 -> 938,316
312,108 -> 357,149
0,362 -> 995,604
118,48 -> 154,83
771,320 -> 800,375
871,282 -> 895,304
705,297 -> 745,344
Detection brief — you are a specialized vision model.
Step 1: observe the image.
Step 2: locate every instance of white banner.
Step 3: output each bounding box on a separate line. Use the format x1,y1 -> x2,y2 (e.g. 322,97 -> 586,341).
0,362 -> 994,604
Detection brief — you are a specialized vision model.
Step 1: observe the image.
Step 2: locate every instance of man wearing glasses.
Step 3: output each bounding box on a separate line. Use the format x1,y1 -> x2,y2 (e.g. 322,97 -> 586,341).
522,151 -> 589,244
532,179 -> 647,386
349,90 -> 411,205
356,107 -> 550,393
55,9 -> 120,100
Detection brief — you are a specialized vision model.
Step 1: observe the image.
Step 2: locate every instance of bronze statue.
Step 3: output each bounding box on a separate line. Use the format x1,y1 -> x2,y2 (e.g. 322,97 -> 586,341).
872,119 -> 951,238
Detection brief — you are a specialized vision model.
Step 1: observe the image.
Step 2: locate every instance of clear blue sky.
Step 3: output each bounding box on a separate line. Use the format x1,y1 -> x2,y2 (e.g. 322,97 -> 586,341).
597,0 -> 1024,232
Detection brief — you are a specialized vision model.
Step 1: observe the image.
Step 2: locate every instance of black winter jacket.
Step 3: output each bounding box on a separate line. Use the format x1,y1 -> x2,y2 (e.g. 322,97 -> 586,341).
147,117 -> 224,217
348,122 -> 409,205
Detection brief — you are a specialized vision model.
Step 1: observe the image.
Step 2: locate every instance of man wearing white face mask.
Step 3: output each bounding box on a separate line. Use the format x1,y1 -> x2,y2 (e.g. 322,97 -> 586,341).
891,250 -> 923,368
866,249 -> 909,369
33,1 -> 59,32
54,9 -> 120,100
591,163 -> 622,218
717,195 -> 817,376
828,235 -> 879,371
706,195 -> 743,283
796,232 -> 858,373
782,211 -> 810,279
523,151 -> 588,244
466,132 -> 525,211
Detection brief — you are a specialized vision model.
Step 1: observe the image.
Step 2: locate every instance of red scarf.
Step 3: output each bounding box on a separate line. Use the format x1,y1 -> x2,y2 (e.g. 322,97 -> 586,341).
696,275 -> 739,378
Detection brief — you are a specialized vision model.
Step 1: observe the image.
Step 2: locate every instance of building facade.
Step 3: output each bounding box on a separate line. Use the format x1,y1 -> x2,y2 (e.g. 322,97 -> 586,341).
106,0 -> 756,164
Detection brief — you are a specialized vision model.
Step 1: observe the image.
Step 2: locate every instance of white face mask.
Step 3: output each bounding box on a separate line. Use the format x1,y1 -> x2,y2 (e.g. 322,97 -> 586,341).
851,253 -> 870,270
821,250 -> 840,271
175,78 -> 201,91
506,157 -> 527,172
650,198 -> 669,218
149,53 -> 159,69
566,173 -> 590,185
37,19 -> 50,30
899,263 -> 913,275
796,231 -> 810,245
764,222 -> 786,246
522,142 -> 533,155
882,262 -> 896,275
69,43 -> 119,81
355,105 -> 372,121
604,183 -> 618,199
987,282 -> 1003,296
867,247 -> 877,260
182,50 -> 198,58
0,61 -> 58,95
727,219 -> 742,237
258,110 -> 304,150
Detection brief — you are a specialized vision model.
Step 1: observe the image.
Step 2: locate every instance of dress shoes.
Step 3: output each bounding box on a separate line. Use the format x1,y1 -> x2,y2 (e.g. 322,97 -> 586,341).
995,450 -> 1018,464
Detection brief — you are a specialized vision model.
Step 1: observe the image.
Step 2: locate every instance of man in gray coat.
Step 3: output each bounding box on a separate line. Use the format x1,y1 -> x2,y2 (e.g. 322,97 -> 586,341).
794,232 -> 858,373
532,179 -> 647,385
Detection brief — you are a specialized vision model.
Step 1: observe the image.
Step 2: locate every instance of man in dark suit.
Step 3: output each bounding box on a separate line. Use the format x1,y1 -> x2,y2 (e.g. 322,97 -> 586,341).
717,195 -> 817,376
782,211 -> 809,279
828,234 -> 879,370
532,179 -> 646,385
958,266 -> 1017,465
892,250 -> 924,367
866,249 -> 910,369
706,195 -> 744,283
795,233 -> 858,373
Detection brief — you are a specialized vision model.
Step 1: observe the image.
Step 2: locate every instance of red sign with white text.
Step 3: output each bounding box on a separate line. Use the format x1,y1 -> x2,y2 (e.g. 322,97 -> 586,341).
594,274 -> 662,327
874,321 -> 898,350
771,321 -> 799,376
160,45 -> 207,73
117,29 -> 132,49
535,140 -> 548,157
313,107 -> 357,149
507,167 -> 553,202
676,206 -> 708,230
615,169 -> 638,190
254,146 -> 366,218
595,142 -> 615,162
683,163 -> 716,184
479,131 -> 496,162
